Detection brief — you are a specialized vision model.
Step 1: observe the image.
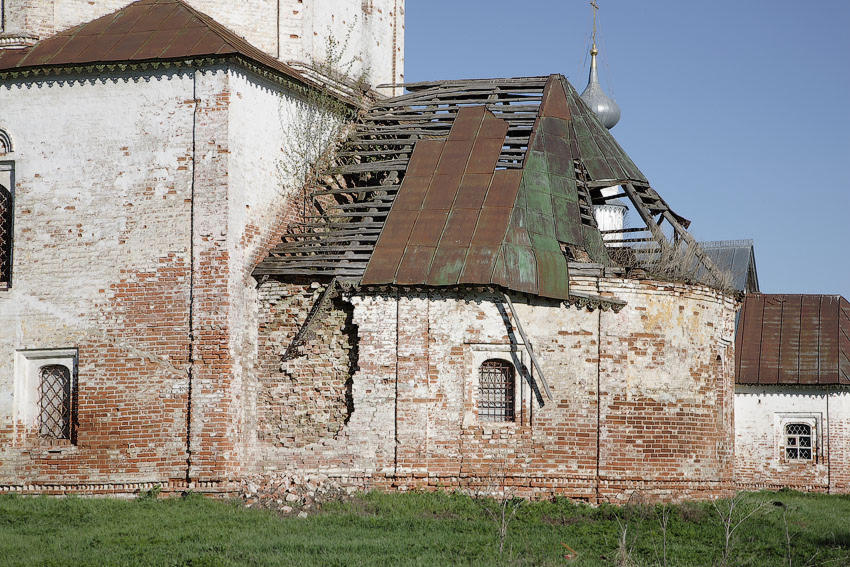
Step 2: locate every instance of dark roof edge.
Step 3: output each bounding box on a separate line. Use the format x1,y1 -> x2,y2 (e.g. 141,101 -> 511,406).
700,239 -> 755,248
354,283 -> 627,312
747,293 -> 847,299
0,54 -> 362,110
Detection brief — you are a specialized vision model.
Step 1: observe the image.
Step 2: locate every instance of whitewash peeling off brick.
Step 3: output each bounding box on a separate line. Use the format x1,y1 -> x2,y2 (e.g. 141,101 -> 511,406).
225,67 -> 343,475
250,278 -> 738,502
0,68 -> 198,485
278,0 -> 405,94
735,387 -> 850,493
0,62 -> 326,491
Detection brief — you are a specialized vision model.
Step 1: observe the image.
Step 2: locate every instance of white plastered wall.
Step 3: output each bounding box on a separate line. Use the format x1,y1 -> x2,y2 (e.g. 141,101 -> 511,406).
0,66 -> 198,481
734,385 -> 850,490
279,0 -> 405,94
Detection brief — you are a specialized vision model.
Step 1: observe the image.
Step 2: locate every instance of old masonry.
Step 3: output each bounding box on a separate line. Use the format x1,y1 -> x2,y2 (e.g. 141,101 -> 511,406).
0,0 -> 848,503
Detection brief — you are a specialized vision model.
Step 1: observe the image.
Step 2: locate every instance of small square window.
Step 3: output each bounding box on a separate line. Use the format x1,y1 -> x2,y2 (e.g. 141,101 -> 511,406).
784,423 -> 813,461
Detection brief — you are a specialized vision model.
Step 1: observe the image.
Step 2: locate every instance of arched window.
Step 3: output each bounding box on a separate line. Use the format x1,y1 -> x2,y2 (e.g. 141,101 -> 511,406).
478,359 -> 515,422
784,423 -> 813,461
0,129 -> 11,155
0,130 -> 12,286
0,181 -> 11,285
39,364 -> 73,441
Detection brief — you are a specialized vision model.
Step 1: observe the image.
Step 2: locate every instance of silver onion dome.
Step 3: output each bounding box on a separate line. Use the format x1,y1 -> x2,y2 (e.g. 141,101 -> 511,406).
580,47 -> 620,129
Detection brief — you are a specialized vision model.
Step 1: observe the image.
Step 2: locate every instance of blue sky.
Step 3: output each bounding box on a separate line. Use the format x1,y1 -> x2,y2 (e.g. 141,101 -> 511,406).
405,0 -> 850,298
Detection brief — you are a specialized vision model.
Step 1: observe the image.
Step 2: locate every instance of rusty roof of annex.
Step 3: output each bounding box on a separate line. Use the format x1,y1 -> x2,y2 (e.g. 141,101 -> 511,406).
736,294 -> 850,385
0,0 -> 309,87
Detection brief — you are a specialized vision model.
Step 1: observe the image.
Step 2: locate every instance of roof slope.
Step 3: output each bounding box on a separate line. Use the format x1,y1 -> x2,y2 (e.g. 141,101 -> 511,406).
256,74 -> 710,298
360,76 -> 613,299
735,294 -> 850,385
0,0 -> 304,84
699,240 -> 759,293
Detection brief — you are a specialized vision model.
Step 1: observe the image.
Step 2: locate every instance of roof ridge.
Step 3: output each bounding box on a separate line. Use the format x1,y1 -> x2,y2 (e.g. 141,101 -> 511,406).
0,0 -> 331,100
169,0 -> 244,52
699,239 -> 755,248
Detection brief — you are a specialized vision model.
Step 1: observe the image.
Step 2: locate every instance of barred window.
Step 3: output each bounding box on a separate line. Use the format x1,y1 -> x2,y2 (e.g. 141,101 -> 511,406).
784,423 -> 813,461
478,359 -> 515,422
39,364 -> 74,442
0,182 -> 11,285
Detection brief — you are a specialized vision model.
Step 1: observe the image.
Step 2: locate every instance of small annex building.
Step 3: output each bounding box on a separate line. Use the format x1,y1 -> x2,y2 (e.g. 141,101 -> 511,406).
0,0 -> 845,503
734,294 -> 850,493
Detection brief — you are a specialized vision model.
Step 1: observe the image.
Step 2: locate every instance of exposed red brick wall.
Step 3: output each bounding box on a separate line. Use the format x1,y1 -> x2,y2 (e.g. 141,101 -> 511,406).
256,282 -> 356,448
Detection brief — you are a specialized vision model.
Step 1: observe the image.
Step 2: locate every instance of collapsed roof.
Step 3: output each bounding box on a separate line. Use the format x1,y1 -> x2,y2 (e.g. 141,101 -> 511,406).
256,74 -> 722,300
0,0 -> 722,301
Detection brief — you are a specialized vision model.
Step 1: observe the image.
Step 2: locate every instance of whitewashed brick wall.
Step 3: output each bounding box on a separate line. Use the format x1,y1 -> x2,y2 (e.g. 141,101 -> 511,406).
735,386 -> 850,492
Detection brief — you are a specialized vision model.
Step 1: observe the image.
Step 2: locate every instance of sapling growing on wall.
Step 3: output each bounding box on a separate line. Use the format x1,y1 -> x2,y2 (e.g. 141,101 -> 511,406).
277,23 -> 364,223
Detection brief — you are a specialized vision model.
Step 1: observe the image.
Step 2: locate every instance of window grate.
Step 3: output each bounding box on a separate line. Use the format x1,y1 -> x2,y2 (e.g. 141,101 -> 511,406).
478,359 -> 515,422
784,423 -> 813,461
39,364 -> 72,440
0,184 -> 11,284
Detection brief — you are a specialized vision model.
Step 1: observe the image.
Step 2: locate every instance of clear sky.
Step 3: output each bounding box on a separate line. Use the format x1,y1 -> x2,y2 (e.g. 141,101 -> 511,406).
404,0 -> 850,298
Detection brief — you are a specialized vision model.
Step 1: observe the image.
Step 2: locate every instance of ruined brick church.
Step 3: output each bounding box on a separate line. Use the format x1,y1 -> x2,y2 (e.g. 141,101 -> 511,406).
1,0 -> 847,502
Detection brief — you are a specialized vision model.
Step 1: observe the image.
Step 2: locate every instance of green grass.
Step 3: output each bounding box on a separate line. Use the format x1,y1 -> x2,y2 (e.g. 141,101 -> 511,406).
1,490 -> 849,566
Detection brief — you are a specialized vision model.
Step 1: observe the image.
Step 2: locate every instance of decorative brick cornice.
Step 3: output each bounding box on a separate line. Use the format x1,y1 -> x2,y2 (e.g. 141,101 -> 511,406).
0,34 -> 39,48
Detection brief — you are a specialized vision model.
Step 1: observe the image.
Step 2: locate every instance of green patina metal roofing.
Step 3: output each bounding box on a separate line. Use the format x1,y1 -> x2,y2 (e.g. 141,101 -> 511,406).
256,74 -> 664,299
558,75 -> 646,185
361,76 -> 622,299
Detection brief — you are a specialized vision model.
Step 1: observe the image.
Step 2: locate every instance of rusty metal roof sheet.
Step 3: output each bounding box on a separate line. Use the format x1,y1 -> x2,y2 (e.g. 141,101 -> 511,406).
735,294 -> 850,385
0,0 -> 306,86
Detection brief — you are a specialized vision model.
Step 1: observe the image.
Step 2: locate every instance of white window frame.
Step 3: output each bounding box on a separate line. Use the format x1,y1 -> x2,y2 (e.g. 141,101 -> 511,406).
775,413 -> 819,464
783,422 -> 814,462
13,348 -> 78,445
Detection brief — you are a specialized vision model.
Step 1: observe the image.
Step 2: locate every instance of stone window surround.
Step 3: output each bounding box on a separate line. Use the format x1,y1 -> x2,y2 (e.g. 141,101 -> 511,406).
774,412 -> 820,464
464,343 -> 532,428
13,348 -> 78,448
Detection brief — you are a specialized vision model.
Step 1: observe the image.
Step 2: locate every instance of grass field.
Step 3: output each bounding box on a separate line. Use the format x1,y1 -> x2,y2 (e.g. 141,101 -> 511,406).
1,489 -> 849,566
